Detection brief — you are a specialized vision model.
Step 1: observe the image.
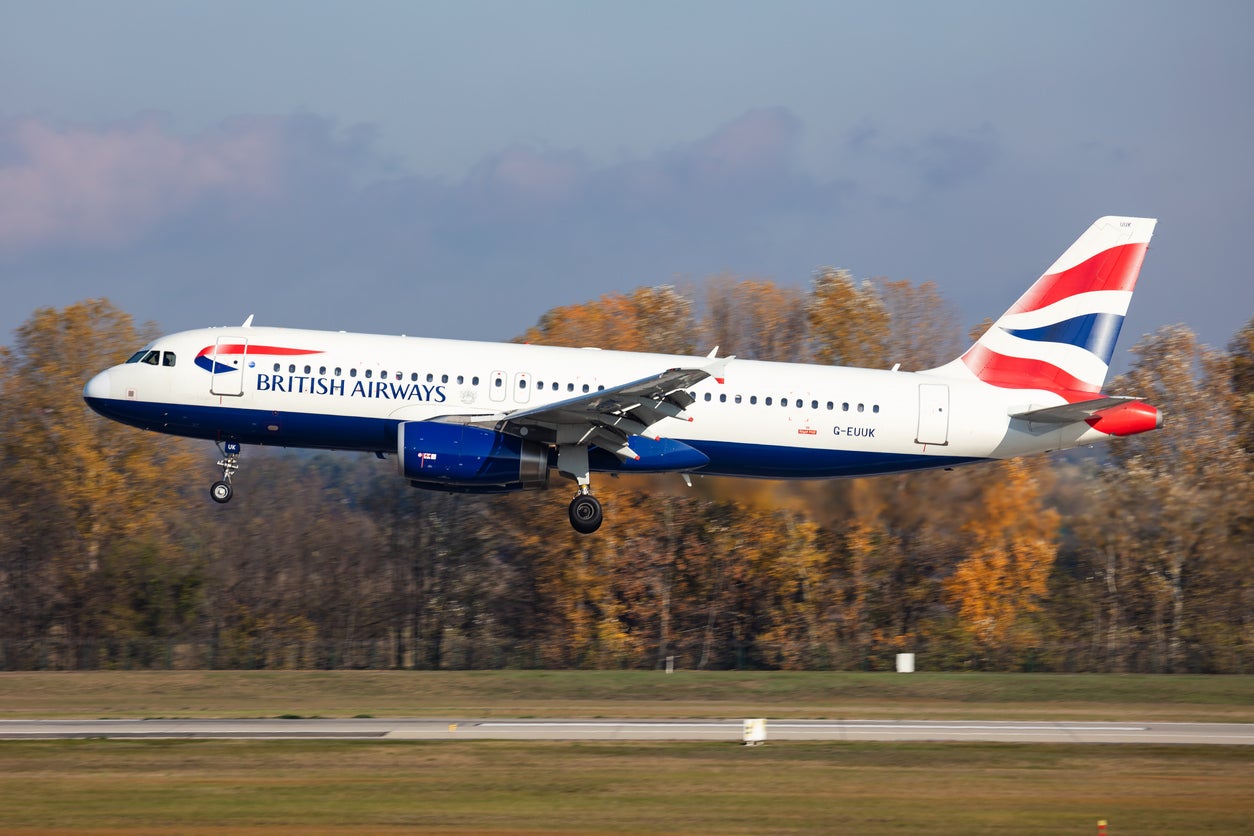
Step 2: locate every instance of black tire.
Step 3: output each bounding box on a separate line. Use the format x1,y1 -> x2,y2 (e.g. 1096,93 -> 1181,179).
210,480 -> 233,504
568,494 -> 603,534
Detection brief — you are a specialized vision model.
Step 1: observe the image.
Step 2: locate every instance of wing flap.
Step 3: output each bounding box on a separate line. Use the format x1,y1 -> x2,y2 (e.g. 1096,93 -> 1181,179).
427,359 -> 727,467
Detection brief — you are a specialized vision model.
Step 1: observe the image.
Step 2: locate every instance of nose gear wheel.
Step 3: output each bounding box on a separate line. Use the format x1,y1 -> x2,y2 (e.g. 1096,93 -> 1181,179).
211,441 -> 241,504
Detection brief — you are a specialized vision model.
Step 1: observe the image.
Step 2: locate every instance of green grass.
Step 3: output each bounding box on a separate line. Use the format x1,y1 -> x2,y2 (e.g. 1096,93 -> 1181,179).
0,739 -> 1250,834
1,670 -> 1251,721
2,672 -> 1251,833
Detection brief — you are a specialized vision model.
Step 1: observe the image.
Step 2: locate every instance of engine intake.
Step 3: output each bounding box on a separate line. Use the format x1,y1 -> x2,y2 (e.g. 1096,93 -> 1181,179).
398,421 -> 549,491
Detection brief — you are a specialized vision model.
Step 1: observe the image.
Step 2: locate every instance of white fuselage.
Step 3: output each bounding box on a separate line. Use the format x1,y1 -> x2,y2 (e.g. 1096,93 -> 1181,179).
84,325 -> 1107,480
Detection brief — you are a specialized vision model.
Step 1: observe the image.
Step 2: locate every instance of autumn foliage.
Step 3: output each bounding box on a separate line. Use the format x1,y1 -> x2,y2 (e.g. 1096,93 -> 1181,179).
2,282 -> 1251,673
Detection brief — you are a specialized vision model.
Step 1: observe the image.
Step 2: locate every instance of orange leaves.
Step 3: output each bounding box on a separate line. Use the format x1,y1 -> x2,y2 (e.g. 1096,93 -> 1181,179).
518,286 -> 695,355
807,267 -> 888,367
2,300 -> 199,552
702,275 -> 807,361
945,460 -> 1059,656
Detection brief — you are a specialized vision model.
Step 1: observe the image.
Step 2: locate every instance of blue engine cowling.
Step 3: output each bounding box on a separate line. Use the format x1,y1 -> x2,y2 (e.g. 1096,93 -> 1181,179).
399,421 -> 549,492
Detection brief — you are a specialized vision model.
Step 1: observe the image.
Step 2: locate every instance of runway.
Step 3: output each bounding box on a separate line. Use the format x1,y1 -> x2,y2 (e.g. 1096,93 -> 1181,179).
2,718 -> 1251,745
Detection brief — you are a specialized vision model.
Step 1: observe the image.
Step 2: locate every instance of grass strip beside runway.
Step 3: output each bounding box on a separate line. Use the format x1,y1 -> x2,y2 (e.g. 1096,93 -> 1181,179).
0,739 -> 1251,834
2,670 -> 1252,722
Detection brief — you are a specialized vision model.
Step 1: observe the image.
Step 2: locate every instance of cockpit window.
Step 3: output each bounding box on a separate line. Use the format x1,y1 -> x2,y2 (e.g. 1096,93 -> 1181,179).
125,349 -> 173,366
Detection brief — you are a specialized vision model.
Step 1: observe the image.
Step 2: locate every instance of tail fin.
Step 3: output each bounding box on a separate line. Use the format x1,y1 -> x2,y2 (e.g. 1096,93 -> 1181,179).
928,216 -> 1156,401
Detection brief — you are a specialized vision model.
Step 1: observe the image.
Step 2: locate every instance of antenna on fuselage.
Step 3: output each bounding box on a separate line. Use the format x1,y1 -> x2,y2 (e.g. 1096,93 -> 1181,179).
242,315 -> 255,328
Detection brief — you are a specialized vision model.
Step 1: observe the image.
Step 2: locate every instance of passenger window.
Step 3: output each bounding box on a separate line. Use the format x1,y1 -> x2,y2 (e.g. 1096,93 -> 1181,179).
162,352 -> 176,367
411,373 -> 419,382
750,396 -> 758,405
735,395 -> 742,404
858,403 -> 865,413
441,374 -> 449,383
704,393 -> 712,402
273,363 -> 281,372
842,402 -> 849,412
289,364 -> 296,373
457,375 -> 464,385
765,397 -> 773,406
582,384 -> 590,393
319,366 -> 326,375
811,400 -> 817,409
335,368 -> 342,376
519,379 -> 527,389
350,369 -> 358,378
366,370 -> 373,379
427,373 -> 434,383
719,394 -> 727,403
827,401 -> 834,410
304,365 -> 311,374
473,376 -> 481,386
873,404 -> 880,413
494,378 -> 503,388
569,384 -> 575,392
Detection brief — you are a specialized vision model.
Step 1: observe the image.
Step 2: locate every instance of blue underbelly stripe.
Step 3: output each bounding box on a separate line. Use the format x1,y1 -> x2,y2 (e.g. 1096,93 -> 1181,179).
85,398 -> 987,478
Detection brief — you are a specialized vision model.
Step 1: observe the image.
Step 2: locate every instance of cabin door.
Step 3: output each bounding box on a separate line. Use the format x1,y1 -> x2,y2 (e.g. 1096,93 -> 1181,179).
210,337 -> 247,397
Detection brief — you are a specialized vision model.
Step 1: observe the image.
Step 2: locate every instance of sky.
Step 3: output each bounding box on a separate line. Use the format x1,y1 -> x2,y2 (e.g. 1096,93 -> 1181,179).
2,1 -> 1252,370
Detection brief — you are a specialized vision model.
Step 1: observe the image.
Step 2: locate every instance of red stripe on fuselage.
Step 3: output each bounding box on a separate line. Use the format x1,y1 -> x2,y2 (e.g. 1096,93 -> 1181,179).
197,345 -> 324,357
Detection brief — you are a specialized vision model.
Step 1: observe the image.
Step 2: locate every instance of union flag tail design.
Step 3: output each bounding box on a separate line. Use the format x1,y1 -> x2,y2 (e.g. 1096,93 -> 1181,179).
931,216 -> 1156,401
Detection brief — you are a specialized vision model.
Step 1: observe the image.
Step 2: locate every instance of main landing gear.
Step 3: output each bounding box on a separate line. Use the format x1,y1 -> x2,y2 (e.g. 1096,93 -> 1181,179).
559,444 -> 603,534
210,441 -> 241,504
568,488 -> 603,535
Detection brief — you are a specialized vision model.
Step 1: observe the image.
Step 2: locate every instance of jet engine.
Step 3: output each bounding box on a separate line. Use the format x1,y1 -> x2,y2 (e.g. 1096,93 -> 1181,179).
398,421 -> 549,492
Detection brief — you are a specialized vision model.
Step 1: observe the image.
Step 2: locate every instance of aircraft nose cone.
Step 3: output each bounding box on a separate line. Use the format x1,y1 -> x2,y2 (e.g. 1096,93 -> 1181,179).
83,369 -> 112,403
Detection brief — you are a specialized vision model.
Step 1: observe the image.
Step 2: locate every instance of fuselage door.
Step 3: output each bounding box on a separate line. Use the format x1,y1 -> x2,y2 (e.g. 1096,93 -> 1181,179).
210,337 -> 247,397
916,383 -> 949,446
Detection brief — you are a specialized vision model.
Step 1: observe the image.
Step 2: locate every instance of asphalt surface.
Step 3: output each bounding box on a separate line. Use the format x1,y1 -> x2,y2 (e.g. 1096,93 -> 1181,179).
2,718 -> 1251,745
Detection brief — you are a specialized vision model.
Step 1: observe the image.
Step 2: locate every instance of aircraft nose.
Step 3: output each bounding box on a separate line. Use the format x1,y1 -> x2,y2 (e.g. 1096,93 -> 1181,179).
83,369 -> 112,403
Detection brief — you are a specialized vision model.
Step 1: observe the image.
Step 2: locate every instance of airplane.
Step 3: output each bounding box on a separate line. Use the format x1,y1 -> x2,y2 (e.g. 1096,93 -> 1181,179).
83,216 -> 1161,534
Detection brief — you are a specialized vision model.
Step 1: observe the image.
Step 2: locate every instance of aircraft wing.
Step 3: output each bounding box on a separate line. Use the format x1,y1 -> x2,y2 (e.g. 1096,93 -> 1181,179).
432,356 -> 730,461
1010,396 -> 1144,424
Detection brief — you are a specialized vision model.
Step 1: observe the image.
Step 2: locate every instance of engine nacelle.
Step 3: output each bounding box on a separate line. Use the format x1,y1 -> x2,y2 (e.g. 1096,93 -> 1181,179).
398,421 -> 549,491
1085,401 -> 1163,437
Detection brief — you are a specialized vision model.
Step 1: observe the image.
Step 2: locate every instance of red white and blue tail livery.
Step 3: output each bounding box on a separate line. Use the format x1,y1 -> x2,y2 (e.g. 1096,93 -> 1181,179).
84,216 -> 1161,533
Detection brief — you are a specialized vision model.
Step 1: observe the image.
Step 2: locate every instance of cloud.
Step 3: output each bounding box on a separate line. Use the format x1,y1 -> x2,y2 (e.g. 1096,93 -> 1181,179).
0,115 -> 289,253
844,123 -> 1000,192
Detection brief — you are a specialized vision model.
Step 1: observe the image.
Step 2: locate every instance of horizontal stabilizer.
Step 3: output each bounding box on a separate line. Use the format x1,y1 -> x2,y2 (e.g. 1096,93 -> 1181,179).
1010,396 -> 1143,424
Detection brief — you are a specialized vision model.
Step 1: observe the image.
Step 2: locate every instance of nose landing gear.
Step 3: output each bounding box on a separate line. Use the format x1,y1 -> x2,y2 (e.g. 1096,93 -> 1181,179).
210,441 -> 241,504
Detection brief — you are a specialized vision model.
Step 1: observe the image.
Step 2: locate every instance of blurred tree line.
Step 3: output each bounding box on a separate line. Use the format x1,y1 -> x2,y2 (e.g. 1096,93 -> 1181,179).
2,279 -> 1250,673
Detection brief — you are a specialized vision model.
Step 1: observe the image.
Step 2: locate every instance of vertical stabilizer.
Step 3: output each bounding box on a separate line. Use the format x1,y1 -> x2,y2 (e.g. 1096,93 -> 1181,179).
927,216 -> 1156,401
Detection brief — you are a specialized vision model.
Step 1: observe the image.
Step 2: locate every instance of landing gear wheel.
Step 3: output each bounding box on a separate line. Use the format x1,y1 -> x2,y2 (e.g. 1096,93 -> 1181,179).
210,480 -> 233,504
569,493 -> 603,534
